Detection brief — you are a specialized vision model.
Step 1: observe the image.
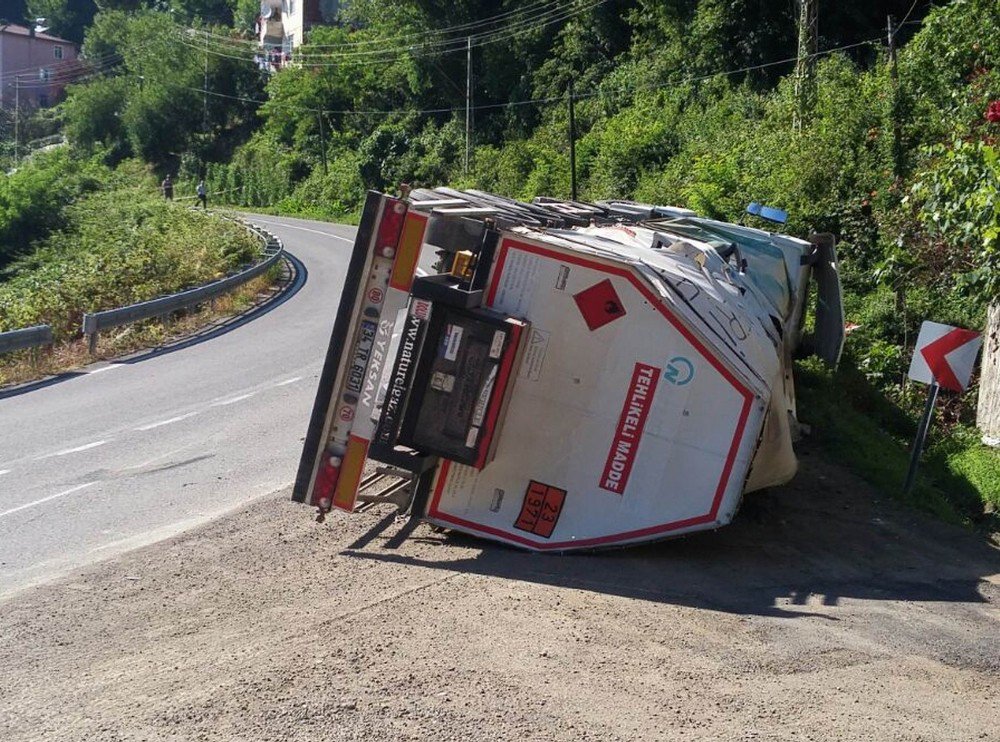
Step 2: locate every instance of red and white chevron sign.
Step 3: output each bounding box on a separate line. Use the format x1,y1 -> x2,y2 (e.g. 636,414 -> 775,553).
907,321 -> 983,393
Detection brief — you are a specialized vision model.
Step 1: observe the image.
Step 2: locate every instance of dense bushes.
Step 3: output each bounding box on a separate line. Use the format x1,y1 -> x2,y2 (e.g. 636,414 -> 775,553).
0,162 -> 259,340
59,9 -> 265,170
909,140 -> 1000,300
0,149 -> 110,266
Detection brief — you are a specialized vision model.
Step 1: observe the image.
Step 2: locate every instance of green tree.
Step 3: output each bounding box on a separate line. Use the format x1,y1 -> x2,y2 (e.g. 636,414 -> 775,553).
26,0 -> 97,43
1,0 -> 29,24
166,0 -> 233,25
62,75 -> 130,159
909,140 -> 999,313
63,9 -> 266,169
910,139 -> 1000,440
229,0 -> 258,32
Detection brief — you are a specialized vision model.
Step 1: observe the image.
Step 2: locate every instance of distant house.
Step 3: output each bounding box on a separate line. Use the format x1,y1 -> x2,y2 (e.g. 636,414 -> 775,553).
257,0 -> 340,58
0,23 -> 80,109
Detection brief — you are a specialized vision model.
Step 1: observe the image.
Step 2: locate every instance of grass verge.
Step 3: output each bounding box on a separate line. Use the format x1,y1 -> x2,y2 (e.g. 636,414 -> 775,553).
796,357 -> 1000,535
0,269 -> 283,388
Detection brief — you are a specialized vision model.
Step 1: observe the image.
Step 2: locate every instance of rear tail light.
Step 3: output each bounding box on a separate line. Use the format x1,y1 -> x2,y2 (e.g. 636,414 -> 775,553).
313,454 -> 343,510
376,199 -> 407,255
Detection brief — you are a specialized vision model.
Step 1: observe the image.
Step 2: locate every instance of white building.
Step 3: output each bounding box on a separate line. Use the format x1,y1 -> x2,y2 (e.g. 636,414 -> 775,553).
258,0 -> 341,56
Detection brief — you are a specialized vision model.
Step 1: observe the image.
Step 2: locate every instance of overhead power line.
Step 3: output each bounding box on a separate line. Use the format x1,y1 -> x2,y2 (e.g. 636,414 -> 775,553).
168,37 -> 881,118
0,50 -> 124,85
2,59 -> 128,94
176,0 -> 610,65
199,0 -> 570,51
898,0 -> 923,28
300,1 -> 607,59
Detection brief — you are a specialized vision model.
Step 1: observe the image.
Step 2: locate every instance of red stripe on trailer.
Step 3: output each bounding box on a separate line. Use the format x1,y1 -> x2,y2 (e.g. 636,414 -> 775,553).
484,241 -> 510,307
428,237 -> 755,550
473,321 -> 525,469
429,459 -> 718,550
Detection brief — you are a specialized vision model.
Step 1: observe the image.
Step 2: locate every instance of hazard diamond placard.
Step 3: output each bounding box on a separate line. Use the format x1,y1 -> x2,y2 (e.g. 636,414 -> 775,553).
907,321 -> 983,393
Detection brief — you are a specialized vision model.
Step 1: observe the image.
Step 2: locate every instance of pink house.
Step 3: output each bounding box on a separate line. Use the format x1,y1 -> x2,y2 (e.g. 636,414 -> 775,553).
0,24 -> 80,110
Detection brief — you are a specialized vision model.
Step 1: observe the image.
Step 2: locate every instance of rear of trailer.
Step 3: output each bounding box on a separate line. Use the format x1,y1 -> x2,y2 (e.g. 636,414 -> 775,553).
293,189 -> 843,551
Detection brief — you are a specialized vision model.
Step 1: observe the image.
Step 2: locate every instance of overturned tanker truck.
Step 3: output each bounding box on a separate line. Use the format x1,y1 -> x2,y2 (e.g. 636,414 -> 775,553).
293,188 -> 844,551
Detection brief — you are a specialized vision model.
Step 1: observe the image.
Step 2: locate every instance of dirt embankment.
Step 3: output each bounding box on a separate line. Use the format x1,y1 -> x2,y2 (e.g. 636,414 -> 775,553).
1,446 -> 998,741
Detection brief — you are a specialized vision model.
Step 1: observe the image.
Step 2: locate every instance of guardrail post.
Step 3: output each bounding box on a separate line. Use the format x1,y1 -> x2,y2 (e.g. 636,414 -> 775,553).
82,314 -> 100,355
29,346 -> 39,368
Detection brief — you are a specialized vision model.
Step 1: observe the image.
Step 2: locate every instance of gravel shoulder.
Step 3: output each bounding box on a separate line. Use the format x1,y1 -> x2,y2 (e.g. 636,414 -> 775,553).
1,445 -> 998,741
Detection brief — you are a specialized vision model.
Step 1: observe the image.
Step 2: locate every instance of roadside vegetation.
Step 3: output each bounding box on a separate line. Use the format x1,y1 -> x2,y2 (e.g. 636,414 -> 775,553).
0,152 -> 268,385
0,271 -> 279,388
797,359 -> 999,532
2,0 -> 997,520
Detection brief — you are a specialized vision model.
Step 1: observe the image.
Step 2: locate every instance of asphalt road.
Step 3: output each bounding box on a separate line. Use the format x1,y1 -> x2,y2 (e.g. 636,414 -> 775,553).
0,214 -> 372,597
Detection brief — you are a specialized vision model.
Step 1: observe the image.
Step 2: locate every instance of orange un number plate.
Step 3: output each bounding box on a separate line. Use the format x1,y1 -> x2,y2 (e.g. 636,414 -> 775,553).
513,481 -> 566,539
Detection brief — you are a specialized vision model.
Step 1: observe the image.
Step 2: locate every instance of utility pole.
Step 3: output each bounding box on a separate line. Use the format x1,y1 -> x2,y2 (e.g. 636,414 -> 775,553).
887,14 -> 902,182
568,79 -> 577,202
13,75 -> 20,166
203,31 -> 210,132
886,15 -> 898,74
465,36 -> 472,176
793,0 -> 818,132
317,111 -> 328,176
200,31 -> 210,179
886,15 -> 907,344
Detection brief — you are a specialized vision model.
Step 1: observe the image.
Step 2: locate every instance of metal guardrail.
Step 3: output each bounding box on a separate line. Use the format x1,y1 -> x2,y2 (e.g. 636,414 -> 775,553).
0,324 -> 54,356
81,219 -> 284,353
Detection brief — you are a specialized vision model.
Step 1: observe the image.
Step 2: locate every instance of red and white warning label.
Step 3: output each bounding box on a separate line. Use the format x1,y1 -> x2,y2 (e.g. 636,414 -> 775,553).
513,481 -> 566,538
600,362 -> 660,494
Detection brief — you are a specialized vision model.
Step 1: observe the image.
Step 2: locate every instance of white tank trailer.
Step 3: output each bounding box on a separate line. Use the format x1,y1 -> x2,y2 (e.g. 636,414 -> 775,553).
294,188 -> 844,551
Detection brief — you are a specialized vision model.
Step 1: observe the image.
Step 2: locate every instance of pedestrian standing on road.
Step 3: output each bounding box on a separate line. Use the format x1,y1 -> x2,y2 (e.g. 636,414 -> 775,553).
162,174 -> 174,201
197,180 -> 208,209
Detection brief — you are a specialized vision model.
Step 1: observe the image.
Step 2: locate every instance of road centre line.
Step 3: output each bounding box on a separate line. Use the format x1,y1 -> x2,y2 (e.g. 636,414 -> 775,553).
0,482 -> 98,520
0,470 -> 10,476
210,392 -> 256,407
274,377 -> 302,387
35,440 -> 108,461
135,412 -> 200,432
250,219 -> 354,243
